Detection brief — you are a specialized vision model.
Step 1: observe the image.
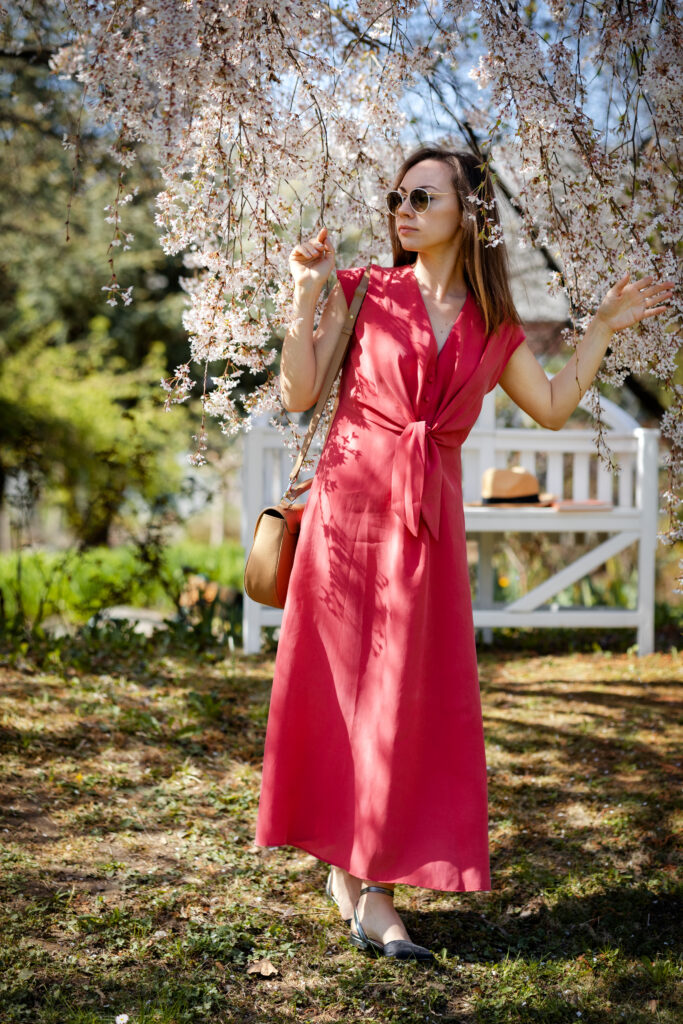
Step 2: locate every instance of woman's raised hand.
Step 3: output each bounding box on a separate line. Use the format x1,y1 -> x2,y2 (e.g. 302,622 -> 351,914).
595,272 -> 675,333
289,226 -> 335,290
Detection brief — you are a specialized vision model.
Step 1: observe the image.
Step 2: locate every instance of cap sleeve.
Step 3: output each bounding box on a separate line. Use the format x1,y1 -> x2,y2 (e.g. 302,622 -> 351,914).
336,266 -> 367,309
486,321 -> 526,393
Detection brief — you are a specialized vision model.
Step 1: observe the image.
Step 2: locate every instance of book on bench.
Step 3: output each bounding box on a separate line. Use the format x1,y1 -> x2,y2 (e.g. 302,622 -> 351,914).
551,499 -> 613,511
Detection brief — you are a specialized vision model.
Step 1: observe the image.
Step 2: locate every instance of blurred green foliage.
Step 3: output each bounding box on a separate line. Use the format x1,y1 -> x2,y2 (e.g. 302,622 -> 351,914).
0,540 -> 244,629
0,7 -> 202,545
0,328 -> 189,545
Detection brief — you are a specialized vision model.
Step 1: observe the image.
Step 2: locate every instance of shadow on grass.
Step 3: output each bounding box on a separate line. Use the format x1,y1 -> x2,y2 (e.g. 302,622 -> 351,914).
1,631 -> 682,1023
413,882 -> 681,961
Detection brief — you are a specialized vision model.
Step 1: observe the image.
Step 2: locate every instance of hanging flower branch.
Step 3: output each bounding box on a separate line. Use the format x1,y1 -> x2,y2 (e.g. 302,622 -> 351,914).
53,0 -> 413,454
461,0 -> 681,548
51,0 -> 681,553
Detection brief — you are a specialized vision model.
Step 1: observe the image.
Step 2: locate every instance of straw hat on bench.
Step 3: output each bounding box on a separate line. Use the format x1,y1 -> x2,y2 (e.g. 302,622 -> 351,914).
469,466 -> 555,507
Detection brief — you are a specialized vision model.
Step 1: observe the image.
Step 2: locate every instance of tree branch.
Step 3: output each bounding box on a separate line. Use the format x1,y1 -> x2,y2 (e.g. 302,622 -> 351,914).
0,47 -> 55,65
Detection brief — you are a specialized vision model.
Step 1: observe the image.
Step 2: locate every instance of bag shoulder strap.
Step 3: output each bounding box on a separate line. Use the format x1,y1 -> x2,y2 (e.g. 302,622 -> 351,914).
284,265 -> 371,497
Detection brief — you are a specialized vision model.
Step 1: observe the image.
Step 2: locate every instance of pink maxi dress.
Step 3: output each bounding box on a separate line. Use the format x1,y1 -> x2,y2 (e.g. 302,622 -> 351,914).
254,263 -> 525,892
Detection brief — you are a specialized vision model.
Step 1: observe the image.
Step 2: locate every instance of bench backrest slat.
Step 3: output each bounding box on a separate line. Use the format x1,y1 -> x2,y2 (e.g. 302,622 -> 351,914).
573,452 -> 590,501
547,452 -> 565,500
618,454 -> 635,508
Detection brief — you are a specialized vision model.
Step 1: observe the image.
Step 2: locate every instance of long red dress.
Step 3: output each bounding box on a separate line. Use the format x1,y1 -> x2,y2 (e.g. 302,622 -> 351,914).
254,263 -> 525,892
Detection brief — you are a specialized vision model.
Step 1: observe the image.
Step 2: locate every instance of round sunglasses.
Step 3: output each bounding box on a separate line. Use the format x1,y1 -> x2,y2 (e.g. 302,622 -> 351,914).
385,187 -> 457,216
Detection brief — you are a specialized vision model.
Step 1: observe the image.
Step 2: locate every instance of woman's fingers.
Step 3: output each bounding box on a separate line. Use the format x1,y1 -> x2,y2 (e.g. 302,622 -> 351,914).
631,275 -> 675,294
609,271 -> 631,296
598,271 -> 675,332
640,280 -> 675,298
289,232 -> 333,264
291,243 -> 323,262
630,277 -> 675,321
638,282 -> 675,314
641,301 -> 672,319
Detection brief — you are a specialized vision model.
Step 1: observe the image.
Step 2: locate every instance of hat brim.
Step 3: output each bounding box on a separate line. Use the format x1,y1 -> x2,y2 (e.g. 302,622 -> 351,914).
466,493 -> 555,508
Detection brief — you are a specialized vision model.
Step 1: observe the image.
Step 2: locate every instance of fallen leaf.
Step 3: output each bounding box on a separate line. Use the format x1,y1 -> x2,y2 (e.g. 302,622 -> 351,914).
246,958 -> 279,977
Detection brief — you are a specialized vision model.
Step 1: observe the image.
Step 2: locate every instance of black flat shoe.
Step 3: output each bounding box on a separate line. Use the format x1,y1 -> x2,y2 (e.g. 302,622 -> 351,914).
348,885 -> 435,962
326,867 -> 352,926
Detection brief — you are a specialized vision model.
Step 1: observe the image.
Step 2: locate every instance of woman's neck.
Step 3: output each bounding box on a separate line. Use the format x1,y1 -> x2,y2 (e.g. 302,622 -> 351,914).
413,248 -> 467,300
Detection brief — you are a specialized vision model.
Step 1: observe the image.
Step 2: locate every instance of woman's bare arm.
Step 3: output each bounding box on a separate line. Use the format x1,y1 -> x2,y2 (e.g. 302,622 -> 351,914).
280,280 -> 348,412
499,272 -> 674,430
279,225 -> 355,412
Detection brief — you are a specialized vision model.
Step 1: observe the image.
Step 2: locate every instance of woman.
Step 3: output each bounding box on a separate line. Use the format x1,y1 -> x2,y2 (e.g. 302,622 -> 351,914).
253,147 -> 673,961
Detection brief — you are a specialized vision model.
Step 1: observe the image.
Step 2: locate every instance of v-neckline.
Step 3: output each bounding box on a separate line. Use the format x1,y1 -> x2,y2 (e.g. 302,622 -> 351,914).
408,264 -> 470,360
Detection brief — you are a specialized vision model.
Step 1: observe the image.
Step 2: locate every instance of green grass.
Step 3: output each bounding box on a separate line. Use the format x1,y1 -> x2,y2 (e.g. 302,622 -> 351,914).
0,632 -> 681,1023
0,541 -> 245,626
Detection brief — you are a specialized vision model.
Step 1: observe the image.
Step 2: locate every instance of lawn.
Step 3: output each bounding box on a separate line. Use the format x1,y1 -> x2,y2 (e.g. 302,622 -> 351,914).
1,631 -> 681,1023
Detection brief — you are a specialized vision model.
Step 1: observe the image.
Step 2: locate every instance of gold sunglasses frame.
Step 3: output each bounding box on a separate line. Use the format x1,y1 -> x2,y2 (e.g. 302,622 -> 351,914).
385,188 -> 457,216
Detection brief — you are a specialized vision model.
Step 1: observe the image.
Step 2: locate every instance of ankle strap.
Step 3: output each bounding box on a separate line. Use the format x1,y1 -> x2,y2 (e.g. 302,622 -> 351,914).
359,885 -> 394,898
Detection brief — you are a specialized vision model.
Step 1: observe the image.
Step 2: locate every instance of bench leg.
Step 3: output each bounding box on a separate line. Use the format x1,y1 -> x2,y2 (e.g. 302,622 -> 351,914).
636,430 -> 659,657
637,532 -> 656,656
477,533 -> 494,646
243,599 -> 262,654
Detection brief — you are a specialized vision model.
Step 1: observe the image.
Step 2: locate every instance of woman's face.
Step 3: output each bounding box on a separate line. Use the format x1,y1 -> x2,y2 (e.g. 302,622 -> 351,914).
393,158 -> 462,254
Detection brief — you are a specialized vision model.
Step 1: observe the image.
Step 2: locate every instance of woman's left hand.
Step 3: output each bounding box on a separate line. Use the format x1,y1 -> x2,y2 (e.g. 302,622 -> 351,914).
595,272 -> 675,333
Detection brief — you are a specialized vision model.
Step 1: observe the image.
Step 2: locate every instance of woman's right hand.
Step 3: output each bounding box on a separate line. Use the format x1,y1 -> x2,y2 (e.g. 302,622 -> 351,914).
289,226 -> 335,290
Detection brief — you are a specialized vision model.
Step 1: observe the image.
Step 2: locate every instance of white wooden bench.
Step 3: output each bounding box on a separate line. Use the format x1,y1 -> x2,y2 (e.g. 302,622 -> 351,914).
241,392 -> 660,655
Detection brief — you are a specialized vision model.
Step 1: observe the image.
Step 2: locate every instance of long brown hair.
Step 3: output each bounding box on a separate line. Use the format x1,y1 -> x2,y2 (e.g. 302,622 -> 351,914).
388,146 -> 520,336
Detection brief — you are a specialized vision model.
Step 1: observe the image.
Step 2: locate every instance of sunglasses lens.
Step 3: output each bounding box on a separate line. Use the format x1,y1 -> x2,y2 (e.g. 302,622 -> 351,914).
386,191 -> 403,215
410,188 -> 430,213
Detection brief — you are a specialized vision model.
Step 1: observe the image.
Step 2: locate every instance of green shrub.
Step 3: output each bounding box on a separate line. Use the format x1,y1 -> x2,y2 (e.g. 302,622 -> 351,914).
0,540 -> 245,629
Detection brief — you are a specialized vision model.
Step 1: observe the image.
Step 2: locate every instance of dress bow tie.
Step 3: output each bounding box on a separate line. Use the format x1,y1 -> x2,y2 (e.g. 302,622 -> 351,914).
390,419 -> 445,539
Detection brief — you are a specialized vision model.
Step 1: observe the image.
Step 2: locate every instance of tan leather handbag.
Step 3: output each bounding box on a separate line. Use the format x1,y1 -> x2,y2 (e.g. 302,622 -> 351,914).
244,267 -> 371,608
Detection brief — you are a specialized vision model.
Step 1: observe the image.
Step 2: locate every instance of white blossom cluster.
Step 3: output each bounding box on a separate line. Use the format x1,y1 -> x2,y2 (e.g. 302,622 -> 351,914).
53,0 -> 412,455
53,1 -> 681,555
465,0 -> 682,555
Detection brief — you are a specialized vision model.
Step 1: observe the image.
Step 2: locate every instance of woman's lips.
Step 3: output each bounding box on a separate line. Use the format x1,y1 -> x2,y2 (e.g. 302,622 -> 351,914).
398,226 -> 416,234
